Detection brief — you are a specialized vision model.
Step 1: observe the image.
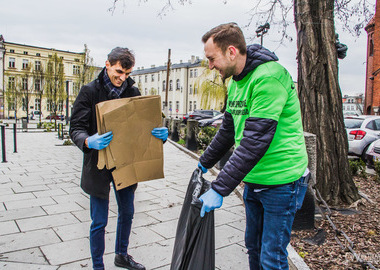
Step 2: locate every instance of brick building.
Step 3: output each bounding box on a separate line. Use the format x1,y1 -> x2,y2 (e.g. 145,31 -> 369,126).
364,1 -> 380,115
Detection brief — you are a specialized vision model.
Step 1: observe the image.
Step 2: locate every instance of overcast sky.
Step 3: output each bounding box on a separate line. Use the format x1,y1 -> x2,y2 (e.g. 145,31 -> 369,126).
0,0 -> 375,96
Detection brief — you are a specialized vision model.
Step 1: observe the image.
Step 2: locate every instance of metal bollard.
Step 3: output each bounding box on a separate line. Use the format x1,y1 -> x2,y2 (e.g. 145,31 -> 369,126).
58,123 -> 63,139
13,123 -> 17,153
1,125 -> 7,163
185,119 -> 198,151
170,119 -> 180,142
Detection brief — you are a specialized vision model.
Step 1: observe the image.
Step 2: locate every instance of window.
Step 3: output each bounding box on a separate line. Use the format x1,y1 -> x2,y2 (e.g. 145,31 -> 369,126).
194,86 -> 197,95
22,78 -> 28,90
58,101 -> 63,112
145,75 -> 148,83
370,39 -> 374,57
139,76 -> 141,82
145,88 -> 148,95
162,80 -> 166,91
9,57 -> 15,68
194,101 -> 197,110
194,69 -> 198,77
73,82 -> 80,95
23,51 -> 28,55
162,101 -> 165,110
169,101 -> 172,111
36,53 -> 41,57
158,73 -> 160,81
22,98 -> 27,111
190,70 -> 193,78
169,80 -> 173,91
10,49 -> 14,53
35,61 -> 41,71
151,74 -> 154,82
22,59 -> 29,69
9,98 -> 15,110
8,77 -> 15,90
75,58 -> 80,62
189,84 -> 193,94
176,79 -> 180,90
35,99 -> 41,111
73,65 -> 80,75
47,99 -> 53,111
189,101 -> 192,112
176,101 -> 179,112
35,79 -> 41,91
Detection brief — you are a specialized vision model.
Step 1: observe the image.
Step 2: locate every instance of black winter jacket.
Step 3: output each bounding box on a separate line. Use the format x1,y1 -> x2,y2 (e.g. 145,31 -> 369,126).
70,68 -> 141,199
200,44 -> 279,196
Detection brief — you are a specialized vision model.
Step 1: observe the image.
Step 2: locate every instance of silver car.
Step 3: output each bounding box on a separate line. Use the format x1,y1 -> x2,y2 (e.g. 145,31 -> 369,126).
345,115 -> 380,160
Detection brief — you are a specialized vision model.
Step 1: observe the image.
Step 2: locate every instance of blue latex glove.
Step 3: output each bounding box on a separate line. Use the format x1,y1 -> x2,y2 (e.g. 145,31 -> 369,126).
199,188 -> 223,217
198,161 -> 208,174
151,127 -> 168,141
87,131 -> 113,150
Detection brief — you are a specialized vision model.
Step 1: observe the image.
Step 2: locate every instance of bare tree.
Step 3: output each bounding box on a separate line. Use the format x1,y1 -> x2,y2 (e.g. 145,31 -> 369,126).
45,53 -> 66,130
32,62 -> 45,125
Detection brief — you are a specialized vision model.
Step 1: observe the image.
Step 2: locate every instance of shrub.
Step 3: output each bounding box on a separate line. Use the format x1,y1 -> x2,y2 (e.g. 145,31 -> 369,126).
196,126 -> 217,151
63,139 -> 73,146
349,159 -> 367,178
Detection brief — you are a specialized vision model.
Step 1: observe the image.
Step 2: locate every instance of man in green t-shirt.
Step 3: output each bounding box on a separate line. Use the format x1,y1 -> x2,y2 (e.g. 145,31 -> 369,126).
197,23 -> 310,270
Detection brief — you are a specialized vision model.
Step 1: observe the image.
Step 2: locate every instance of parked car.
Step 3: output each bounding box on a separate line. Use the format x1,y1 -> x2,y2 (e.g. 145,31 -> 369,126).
365,139 -> 380,168
345,115 -> 380,160
45,114 -> 64,120
30,110 -> 42,120
211,118 -> 223,128
183,110 -> 221,124
198,113 -> 224,127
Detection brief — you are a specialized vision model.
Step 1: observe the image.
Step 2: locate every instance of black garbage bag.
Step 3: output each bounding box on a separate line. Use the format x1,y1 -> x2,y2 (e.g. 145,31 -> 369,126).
170,168 -> 215,270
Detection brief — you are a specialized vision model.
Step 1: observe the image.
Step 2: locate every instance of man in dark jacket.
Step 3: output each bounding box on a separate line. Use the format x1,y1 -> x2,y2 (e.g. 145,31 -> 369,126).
197,23 -> 310,269
70,47 -> 168,270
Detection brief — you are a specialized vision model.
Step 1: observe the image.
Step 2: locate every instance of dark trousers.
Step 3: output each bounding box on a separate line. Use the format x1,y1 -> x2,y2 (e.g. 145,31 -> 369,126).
90,182 -> 137,270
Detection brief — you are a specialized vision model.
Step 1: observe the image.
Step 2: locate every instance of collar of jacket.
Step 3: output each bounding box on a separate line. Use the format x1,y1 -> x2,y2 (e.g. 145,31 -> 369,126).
232,44 -> 279,82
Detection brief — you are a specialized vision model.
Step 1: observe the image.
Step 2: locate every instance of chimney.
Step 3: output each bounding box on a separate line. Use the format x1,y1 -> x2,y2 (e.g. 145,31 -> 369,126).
151,65 -> 155,68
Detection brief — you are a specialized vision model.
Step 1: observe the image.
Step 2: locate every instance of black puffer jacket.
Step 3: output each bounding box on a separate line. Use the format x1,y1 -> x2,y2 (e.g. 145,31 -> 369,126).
199,44 -> 279,196
70,68 -> 141,199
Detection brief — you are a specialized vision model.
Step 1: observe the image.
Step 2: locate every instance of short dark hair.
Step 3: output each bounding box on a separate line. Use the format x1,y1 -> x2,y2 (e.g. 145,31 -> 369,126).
107,47 -> 135,69
202,23 -> 247,55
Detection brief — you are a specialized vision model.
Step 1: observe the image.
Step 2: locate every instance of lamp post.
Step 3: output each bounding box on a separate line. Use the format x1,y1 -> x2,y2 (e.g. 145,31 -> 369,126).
256,23 -> 270,46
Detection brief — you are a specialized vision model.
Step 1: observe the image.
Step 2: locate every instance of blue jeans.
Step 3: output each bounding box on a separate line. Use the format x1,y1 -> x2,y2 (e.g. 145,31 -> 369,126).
243,176 -> 308,270
90,182 -> 137,270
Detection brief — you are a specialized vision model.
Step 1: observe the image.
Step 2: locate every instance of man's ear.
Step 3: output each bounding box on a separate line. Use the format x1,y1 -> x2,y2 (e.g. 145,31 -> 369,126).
228,46 -> 237,60
105,60 -> 110,68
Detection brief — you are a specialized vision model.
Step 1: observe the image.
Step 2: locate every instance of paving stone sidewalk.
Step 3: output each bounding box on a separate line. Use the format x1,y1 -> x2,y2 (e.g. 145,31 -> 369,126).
0,129 -> 249,269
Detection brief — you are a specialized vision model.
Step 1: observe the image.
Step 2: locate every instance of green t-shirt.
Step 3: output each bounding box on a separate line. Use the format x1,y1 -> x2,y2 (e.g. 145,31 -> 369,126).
226,61 -> 308,185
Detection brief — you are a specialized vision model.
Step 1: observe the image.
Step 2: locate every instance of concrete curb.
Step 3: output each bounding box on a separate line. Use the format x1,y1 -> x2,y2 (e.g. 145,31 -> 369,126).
167,139 -> 311,270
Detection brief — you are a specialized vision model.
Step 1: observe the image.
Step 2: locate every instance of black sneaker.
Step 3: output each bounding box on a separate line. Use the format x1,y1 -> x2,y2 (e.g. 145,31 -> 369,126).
114,254 -> 146,270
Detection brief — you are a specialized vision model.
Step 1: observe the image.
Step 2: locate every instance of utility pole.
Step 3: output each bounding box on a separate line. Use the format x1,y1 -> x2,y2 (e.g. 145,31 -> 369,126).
164,49 -> 171,117
256,23 -> 270,46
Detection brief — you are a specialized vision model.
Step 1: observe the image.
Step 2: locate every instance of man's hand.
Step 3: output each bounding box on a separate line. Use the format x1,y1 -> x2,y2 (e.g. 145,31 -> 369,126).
151,127 -> 168,141
198,161 -> 208,174
199,188 -> 223,217
87,131 -> 113,150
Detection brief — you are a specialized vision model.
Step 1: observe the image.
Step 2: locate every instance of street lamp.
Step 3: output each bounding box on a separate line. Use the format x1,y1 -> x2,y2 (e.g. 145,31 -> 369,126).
373,106 -> 379,115
256,23 -> 270,46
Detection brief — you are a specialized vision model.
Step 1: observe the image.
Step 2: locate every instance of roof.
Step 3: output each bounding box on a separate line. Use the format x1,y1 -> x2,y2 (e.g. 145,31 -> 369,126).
132,59 -> 203,76
3,41 -> 83,55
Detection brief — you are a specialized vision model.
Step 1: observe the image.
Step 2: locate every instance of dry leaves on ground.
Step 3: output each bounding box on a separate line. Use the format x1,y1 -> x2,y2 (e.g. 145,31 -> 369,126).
291,175 -> 380,270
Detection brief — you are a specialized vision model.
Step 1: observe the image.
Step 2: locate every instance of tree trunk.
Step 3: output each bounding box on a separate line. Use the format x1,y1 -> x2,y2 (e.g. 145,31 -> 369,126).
294,0 -> 360,205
